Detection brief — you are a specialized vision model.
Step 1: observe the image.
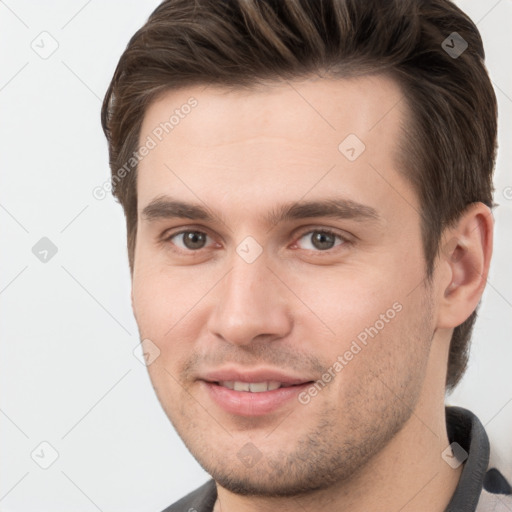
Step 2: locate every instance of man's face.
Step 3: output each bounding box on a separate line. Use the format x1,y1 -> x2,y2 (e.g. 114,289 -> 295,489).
132,75 -> 437,495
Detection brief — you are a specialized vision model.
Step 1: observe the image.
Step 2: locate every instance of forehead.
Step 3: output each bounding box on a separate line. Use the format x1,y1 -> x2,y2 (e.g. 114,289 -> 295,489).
141,74 -> 406,148
136,75 -> 416,224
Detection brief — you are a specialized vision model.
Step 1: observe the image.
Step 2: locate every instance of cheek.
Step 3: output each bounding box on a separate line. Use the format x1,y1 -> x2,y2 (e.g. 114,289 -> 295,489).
293,262 -> 429,379
293,268 -> 407,340
321,297 -> 433,425
131,263 -> 214,369
132,257 -> 191,333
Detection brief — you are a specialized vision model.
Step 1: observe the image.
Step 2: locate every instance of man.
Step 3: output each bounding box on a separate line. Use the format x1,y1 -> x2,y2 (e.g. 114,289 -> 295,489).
101,0 -> 511,510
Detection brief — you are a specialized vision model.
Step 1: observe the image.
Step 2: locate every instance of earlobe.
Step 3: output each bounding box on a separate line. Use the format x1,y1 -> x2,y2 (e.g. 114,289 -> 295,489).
437,203 -> 493,329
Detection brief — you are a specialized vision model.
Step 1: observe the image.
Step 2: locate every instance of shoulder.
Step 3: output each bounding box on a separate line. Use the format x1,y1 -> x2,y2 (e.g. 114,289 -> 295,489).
477,457 -> 512,511
476,488 -> 512,512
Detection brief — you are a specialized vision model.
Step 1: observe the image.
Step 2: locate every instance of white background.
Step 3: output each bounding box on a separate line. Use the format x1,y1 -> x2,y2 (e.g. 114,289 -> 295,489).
0,1 -> 510,511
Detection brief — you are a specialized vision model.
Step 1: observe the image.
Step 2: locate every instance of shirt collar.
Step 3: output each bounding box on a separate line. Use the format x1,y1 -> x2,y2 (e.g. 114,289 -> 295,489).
444,406 -> 490,511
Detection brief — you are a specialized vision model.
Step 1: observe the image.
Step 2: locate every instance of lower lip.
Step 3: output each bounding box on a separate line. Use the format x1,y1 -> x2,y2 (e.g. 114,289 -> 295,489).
202,381 -> 312,416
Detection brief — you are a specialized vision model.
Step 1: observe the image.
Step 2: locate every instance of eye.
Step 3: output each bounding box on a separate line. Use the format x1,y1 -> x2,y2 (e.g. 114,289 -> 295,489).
162,227 -> 349,255
165,230 -> 215,251
294,229 -> 347,252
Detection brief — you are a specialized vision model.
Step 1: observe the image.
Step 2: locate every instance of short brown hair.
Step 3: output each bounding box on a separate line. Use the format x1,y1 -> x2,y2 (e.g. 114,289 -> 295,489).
101,0 -> 497,391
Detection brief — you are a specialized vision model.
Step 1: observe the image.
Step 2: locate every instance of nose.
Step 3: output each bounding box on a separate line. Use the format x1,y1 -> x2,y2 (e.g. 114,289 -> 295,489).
206,254 -> 293,347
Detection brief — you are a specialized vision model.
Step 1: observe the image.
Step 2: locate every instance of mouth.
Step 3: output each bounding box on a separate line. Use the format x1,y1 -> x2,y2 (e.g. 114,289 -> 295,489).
214,380 -> 307,392
199,371 -> 315,416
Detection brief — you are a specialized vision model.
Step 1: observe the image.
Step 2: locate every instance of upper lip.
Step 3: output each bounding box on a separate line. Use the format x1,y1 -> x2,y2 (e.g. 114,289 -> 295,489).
200,367 -> 314,385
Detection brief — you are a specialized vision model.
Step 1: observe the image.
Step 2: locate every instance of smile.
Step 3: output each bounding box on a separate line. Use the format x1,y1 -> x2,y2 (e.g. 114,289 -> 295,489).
217,381 -> 297,392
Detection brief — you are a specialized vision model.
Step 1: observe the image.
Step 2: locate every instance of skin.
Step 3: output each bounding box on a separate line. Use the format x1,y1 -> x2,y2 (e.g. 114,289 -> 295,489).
131,75 -> 493,511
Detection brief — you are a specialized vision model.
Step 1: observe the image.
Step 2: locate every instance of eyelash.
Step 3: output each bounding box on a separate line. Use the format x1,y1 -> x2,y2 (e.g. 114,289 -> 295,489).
162,227 -> 350,255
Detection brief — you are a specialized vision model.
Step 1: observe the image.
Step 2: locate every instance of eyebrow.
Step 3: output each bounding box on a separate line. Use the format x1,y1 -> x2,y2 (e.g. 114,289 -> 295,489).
141,195 -> 380,227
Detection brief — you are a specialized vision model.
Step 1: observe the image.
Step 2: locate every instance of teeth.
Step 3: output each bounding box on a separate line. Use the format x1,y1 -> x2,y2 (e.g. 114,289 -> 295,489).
249,382 -> 270,392
233,381 -> 250,392
219,381 -> 282,392
266,381 -> 281,391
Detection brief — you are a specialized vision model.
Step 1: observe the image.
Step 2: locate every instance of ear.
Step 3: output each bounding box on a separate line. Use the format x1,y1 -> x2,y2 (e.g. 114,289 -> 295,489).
436,202 -> 494,329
